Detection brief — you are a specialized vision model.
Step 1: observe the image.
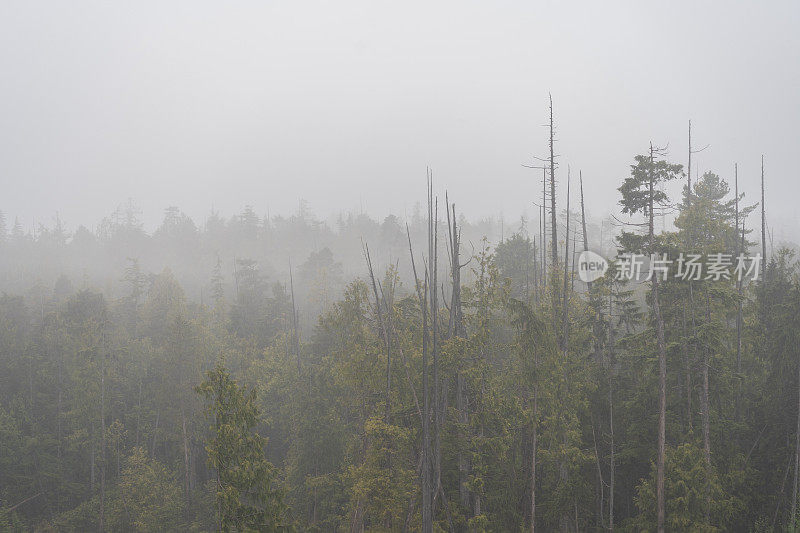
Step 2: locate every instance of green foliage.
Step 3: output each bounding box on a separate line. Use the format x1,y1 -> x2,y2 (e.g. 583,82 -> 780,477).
618,154 -> 684,217
494,232 -> 536,301
627,443 -> 740,532
196,364 -> 286,532
346,417 -> 415,530
2,154 -> 799,531
106,447 -> 185,532
617,152 -> 683,253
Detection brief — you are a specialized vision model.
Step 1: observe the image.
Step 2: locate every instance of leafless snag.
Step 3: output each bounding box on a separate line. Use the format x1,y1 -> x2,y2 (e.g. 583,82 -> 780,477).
288,259 -> 300,373
362,240 -> 391,423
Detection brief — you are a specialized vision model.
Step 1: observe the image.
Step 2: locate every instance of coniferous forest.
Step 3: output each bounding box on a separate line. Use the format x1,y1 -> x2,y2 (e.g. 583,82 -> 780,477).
2,3 -> 800,532
1,126 -> 799,532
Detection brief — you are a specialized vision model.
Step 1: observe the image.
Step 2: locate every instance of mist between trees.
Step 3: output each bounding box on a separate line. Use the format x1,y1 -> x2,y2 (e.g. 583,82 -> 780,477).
0,200 -> 550,336
2,124 -> 800,532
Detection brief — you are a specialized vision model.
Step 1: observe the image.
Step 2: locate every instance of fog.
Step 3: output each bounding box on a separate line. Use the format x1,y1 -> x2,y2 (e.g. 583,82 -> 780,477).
6,3 -> 800,531
2,1 -> 798,235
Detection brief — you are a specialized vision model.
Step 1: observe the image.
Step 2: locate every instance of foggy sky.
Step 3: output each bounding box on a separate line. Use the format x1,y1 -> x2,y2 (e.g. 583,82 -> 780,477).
1,1 -> 798,238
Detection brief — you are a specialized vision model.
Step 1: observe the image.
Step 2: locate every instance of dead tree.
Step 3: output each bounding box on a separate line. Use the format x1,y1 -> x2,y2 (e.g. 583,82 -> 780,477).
289,260 -> 300,373
687,120 -> 692,195
404,227 -> 426,427
547,95 -> 561,346
580,172 -> 603,365
561,170 -> 571,354
735,163 -> 743,418
542,168 -> 548,291
761,155 -> 767,274
427,178 -> 443,511
524,158 -> 549,301
682,300 -> 693,433
100,327 -> 107,533
548,94 -> 558,267
608,287 -> 616,532
528,307 -> 541,533
362,241 -> 391,423
702,292 -> 712,523
409,227 -> 432,532
446,196 -> 471,511
794,326 -> 800,528
531,402 -> 537,533
579,173 -> 590,282
683,122 -> 707,438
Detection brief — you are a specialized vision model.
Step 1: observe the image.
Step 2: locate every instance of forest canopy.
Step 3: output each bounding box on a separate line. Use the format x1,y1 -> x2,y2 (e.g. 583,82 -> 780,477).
1,129 -> 798,532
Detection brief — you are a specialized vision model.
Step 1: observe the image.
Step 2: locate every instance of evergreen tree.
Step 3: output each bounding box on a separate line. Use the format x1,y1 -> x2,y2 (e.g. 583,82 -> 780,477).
196,364 -> 285,532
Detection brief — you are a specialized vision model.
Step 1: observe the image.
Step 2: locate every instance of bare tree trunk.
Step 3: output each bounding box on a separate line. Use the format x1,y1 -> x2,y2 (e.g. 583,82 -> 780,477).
409,180 -> 433,533
100,339 -> 106,533
548,95 -> 560,347
608,289 -> 616,532
684,126 -> 695,434
687,120 -> 692,195
735,163 -> 743,420
580,173 -> 603,367
761,155 -> 766,274
649,143 -> 667,533
548,94 -> 558,267
530,297 -> 541,533
447,200 -> 466,339
421,266 -> 432,533
447,199 -> 471,511
579,172 -> 590,289
350,500 -> 364,533
58,345 -> 63,460
429,189 -> 443,510
592,423 -> 605,529
28,339 -> 34,414
559,174 -> 570,529
772,451 -> 793,530
457,373 -> 470,509
6,493 -> 42,513
364,242 -> 391,422
385,278 -> 393,423
542,168 -> 547,292
182,408 -> 191,505
654,250 -> 667,533
793,354 -> 800,527
703,294 -> 712,523
530,384 -> 537,533
609,382 -> 615,532
570,228 -> 578,298
792,328 -> 800,528
682,303 -> 693,432
289,260 -> 300,373
532,237 -> 538,303
734,164 -> 740,348
136,379 -> 142,448
405,451 -> 425,532
561,171 -> 571,353
558,172 -> 572,530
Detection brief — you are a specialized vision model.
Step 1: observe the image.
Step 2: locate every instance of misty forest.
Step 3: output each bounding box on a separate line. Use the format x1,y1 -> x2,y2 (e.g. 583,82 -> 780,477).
1,92 -> 799,533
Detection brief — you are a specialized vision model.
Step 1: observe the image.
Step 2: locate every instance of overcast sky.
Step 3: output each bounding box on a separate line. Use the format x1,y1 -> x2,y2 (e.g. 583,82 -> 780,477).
1,1 -> 798,237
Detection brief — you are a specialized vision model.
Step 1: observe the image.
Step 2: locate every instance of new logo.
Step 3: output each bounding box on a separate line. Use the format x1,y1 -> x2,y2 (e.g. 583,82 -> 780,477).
578,250 -> 608,283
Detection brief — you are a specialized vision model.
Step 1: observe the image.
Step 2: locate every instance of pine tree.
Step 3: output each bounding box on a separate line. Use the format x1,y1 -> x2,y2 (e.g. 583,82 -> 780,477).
618,147 -> 683,532
196,364 -> 285,532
